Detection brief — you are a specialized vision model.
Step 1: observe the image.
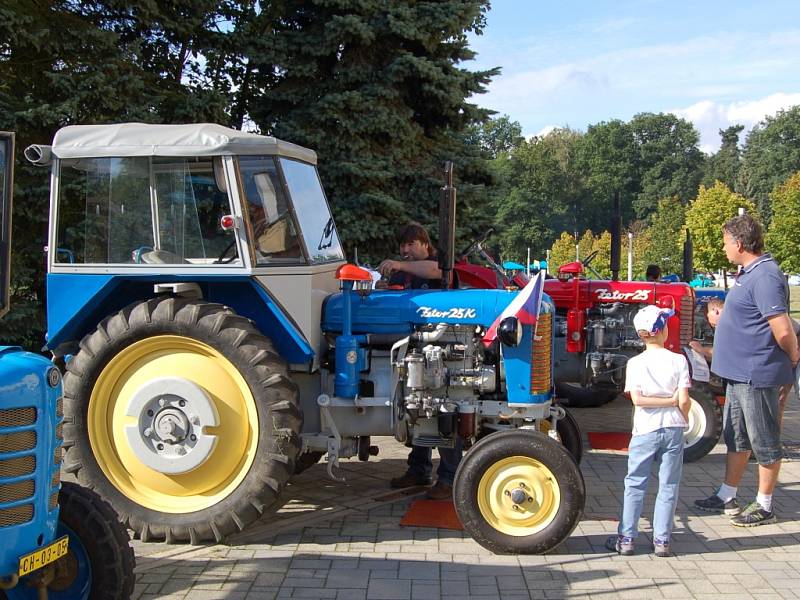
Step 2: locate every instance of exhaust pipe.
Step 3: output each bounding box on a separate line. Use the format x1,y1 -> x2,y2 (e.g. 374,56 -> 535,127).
24,144 -> 52,166
438,161 -> 456,290
682,228 -> 693,282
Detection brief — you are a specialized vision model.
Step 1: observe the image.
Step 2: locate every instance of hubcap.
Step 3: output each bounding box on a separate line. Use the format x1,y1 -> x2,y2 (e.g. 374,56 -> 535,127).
89,335 -> 259,513
684,397 -> 707,449
125,377 -> 219,474
477,456 -> 560,536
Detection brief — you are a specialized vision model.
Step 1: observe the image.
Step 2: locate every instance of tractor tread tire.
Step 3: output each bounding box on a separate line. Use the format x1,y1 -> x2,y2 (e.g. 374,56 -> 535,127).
61,297 -> 301,545
555,383 -> 618,408
57,481 -> 136,600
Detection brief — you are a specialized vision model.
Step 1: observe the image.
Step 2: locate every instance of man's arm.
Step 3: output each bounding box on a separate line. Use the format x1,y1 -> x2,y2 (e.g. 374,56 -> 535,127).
767,313 -> 800,366
378,259 -> 441,279
688,340 -> 713,362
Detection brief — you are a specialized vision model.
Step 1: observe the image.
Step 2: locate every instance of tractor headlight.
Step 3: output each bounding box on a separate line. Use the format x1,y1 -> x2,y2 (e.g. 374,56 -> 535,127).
498,316 -> 523,347
47,367 -> 61,388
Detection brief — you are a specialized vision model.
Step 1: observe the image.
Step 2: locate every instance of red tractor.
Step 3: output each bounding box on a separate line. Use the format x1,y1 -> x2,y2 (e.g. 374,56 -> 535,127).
454,232 -> 723,463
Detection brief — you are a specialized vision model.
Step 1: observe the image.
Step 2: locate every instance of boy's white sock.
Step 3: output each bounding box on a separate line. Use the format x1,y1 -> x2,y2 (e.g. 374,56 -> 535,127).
756,493 -> 772,512
717,483 -> 737,502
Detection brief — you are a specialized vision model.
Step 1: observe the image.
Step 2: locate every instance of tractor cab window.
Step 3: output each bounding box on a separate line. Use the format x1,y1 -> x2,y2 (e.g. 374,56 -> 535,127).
56,157 -> 153,264
238,156 -> 303,264
279,158 -> 343,263
151,157 -> 235,264
55,156 -> 237,265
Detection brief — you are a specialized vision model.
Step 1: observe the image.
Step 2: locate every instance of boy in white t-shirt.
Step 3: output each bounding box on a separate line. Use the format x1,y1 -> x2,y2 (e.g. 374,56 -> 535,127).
605,305 -> 692,557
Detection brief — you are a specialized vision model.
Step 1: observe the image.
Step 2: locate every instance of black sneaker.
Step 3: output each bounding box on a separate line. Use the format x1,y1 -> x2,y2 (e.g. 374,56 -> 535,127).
694,493 -> 742,515
730,502 -> 777,527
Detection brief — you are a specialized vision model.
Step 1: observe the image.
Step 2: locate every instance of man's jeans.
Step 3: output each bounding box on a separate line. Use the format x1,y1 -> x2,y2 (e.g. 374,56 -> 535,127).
619,427 -> 684,541
406,438 -> 463,486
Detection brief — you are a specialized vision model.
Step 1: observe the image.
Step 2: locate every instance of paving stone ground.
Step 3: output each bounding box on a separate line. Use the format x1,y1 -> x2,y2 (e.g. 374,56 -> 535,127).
130,391 -> 800,600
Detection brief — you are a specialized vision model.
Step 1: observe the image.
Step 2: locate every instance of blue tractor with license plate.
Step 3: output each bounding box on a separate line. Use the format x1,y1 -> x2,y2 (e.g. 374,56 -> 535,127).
24,123 -> 585,554
0,133 -> 134,599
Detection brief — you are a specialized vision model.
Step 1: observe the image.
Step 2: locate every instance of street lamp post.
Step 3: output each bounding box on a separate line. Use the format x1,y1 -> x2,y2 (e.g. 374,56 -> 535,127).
627,232 -> 633,280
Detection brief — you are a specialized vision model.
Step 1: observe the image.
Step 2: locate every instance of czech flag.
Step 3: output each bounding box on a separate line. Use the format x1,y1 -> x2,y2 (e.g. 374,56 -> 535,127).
482,271 -> 545,347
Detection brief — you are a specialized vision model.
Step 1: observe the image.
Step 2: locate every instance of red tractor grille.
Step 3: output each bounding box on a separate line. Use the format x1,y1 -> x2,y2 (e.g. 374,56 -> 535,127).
531,312 -> 553,395
679,294 -> 694,348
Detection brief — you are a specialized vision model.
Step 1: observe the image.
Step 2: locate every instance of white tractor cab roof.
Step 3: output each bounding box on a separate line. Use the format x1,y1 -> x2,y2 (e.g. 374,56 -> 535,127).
49,123 -> 317,164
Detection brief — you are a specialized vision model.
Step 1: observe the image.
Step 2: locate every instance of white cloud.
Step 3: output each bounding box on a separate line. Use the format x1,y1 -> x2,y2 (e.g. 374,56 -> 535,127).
671,92 -> 800,153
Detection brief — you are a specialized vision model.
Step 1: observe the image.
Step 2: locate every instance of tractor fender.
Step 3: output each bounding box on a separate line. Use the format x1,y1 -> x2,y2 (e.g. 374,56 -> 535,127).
45,273 -> 314,364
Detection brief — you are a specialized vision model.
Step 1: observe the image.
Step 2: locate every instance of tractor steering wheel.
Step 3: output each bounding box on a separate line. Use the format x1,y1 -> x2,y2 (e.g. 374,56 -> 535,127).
215,240 -> 238,264
581,250 -> 599,267
457,227 -> 495,261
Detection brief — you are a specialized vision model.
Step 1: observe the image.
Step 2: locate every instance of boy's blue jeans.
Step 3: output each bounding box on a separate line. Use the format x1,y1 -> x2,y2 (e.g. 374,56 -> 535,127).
406,438 -> 463,486
619,427 -> 684,541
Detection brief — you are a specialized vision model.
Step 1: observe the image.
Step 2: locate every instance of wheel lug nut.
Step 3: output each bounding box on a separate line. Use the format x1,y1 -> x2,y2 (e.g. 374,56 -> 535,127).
504,490 -> 511,496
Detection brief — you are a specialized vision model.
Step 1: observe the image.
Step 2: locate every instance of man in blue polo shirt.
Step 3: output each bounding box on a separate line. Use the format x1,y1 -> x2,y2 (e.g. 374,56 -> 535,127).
694,214 -> 800,526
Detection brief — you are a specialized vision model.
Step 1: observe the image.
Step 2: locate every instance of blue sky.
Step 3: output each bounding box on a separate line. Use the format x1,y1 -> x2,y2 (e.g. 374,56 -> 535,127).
466,0 -> 800,153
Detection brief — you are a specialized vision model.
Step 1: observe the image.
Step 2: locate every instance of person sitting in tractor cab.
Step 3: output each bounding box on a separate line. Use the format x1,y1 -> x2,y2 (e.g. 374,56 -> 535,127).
377,221 -> 442,288
645,264 -> 662,282
378,222 -> 462,499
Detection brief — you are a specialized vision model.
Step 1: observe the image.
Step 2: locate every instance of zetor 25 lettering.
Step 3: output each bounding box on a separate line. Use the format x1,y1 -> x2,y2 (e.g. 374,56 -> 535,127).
594,288 -> 651,302
417,306 -> 477,319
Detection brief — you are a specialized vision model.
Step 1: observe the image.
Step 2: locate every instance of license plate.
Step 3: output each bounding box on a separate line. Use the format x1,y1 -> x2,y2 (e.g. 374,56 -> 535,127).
18,536 -> 69,577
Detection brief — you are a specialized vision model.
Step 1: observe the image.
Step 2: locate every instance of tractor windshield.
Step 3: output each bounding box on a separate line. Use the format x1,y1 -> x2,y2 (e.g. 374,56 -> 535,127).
237,157 -> 343,265
279,158 -> 343,263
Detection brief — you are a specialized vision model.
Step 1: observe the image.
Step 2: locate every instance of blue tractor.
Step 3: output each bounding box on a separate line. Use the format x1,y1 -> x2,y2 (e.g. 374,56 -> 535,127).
23,123 -> 585,554
0,133 -> 134,598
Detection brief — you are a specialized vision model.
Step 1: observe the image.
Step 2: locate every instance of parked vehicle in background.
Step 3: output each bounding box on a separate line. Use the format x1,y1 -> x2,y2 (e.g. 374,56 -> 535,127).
0,131 -> 135,600
787,274 -> 800,286
689,273 -> 715,288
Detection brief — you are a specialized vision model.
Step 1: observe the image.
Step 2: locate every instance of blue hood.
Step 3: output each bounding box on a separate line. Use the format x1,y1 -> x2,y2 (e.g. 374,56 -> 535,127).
322,288 -> 525,335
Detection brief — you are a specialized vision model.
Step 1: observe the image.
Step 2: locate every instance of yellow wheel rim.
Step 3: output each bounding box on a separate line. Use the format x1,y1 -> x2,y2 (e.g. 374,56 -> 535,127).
477,456 -> 560,536
89,335 -> 258,513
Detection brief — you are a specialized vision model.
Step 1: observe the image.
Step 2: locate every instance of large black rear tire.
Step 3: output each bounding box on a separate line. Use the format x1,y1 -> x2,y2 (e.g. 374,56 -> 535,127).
62,297 -> 302,544
453,430 -> 585,554
555,382 -> 618,408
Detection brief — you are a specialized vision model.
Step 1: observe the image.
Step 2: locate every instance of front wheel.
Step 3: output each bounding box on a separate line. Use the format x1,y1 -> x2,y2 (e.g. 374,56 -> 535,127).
453,430 -> 585,554
5,482 -> 135,600
683,383 -> 723,462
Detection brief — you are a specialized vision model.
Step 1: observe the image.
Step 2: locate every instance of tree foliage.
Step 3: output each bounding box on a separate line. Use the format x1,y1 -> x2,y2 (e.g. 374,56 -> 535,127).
0,0 -> 496,347
739,106 -> 800,221
250,0 -> 496,263
639,196 -> 686,276
685,182 -> 757,272
765,172 -> 800,273
704,125 -> 743,190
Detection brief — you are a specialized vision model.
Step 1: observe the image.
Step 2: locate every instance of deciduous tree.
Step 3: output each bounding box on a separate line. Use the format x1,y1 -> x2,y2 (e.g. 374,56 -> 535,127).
685,182 -> 756,272
765,172 -> 800,273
